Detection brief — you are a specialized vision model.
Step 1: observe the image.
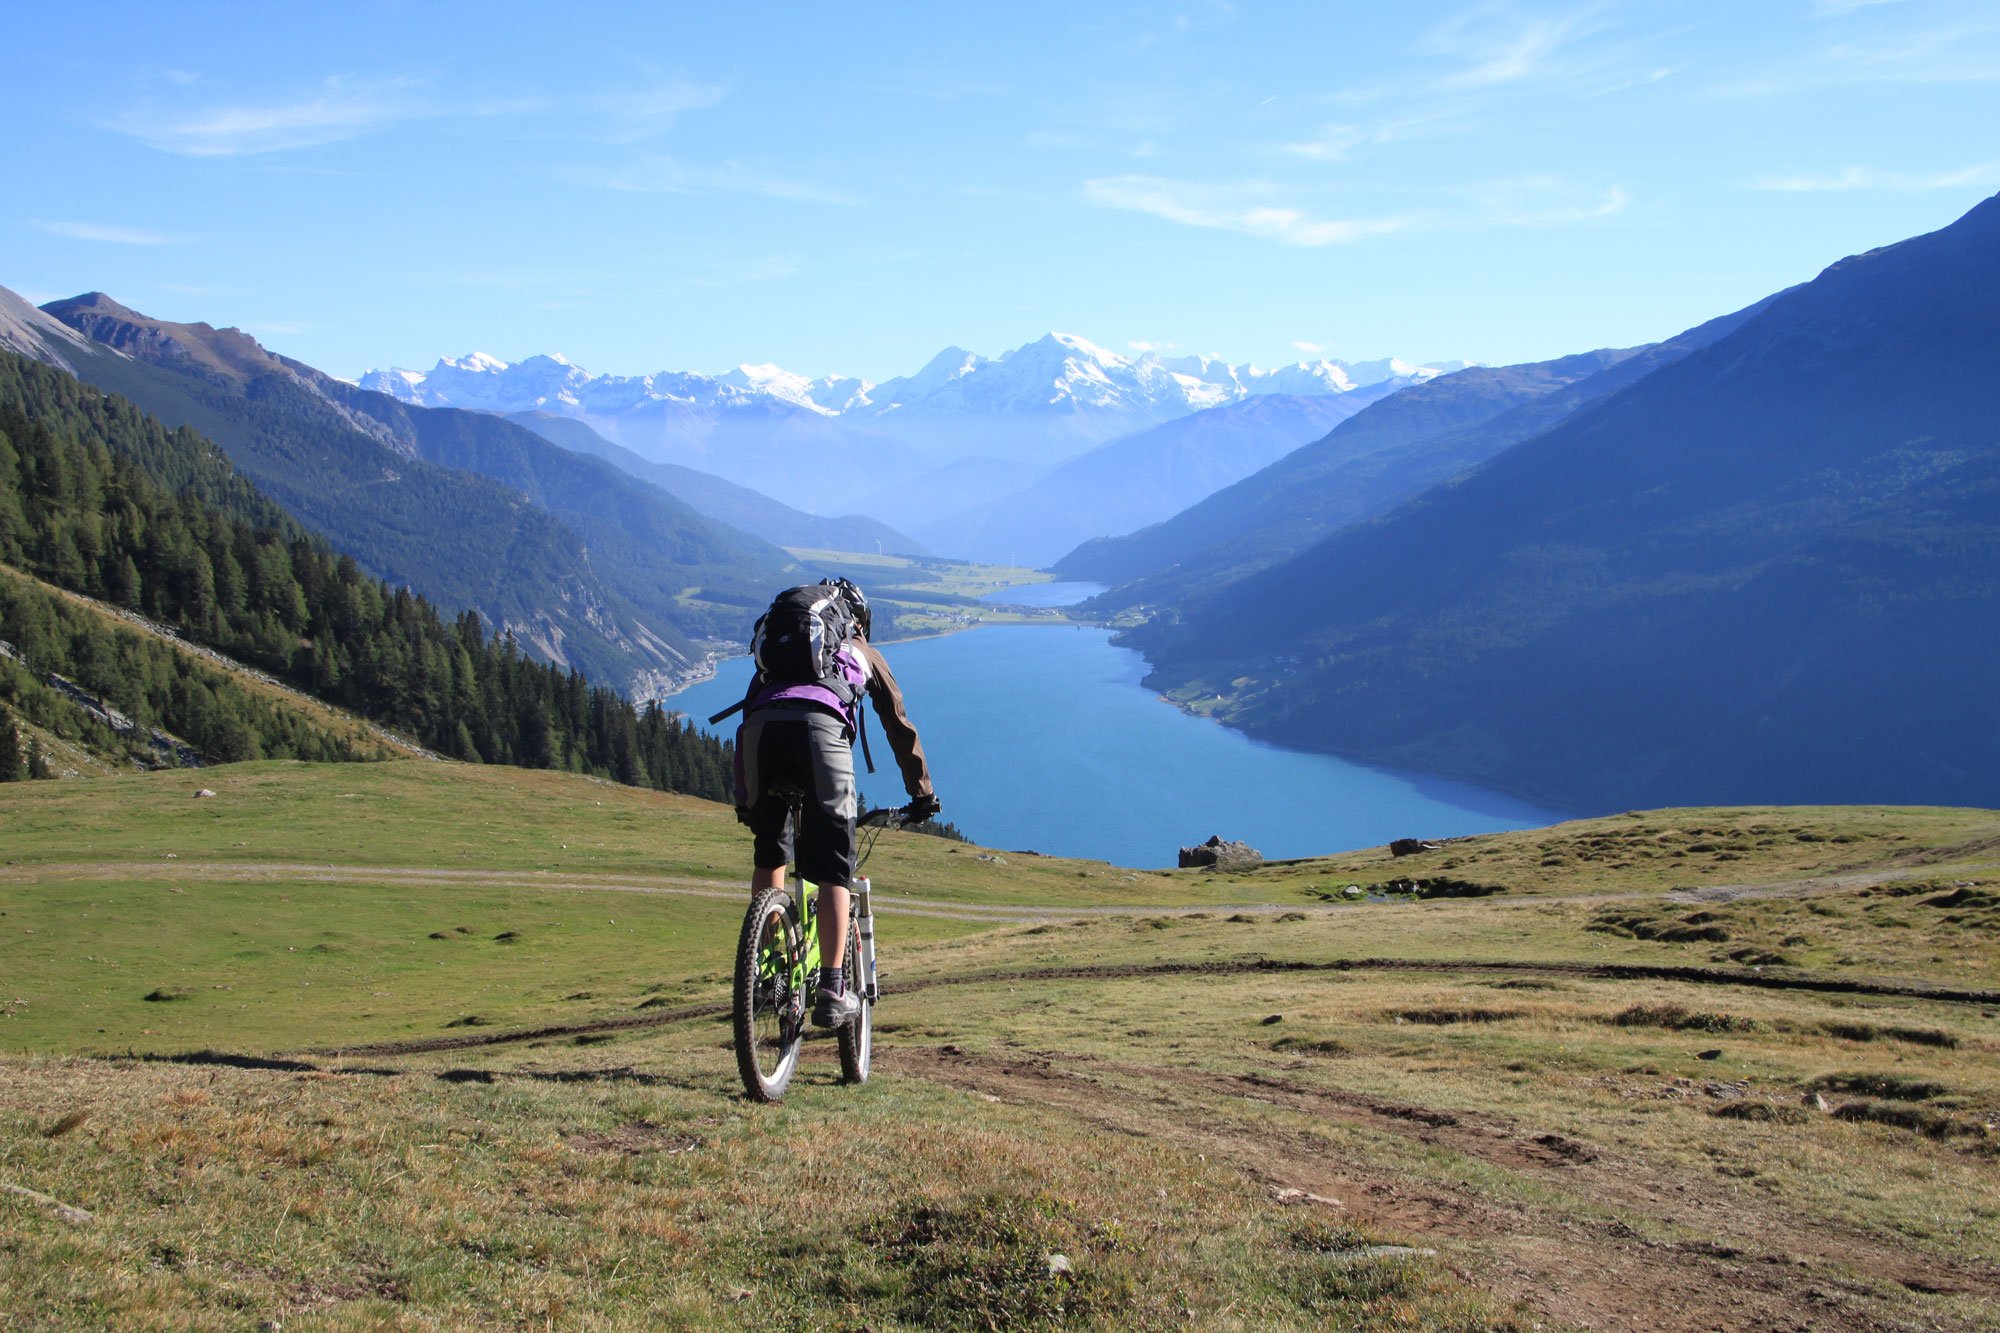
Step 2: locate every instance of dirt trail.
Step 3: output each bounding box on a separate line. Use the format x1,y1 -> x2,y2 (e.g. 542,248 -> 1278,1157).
890,1044 -> 2000,1332
8,854 -> 1990,925
303,955 -> 1998,1059
0,861 -> 1046,923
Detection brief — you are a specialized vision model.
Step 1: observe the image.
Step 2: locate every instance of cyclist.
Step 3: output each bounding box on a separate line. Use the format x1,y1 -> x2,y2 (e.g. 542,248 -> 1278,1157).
729,578 -> 938,1027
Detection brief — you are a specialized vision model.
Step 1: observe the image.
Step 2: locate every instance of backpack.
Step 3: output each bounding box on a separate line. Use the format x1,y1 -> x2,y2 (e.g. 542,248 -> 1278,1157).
708,585 -> 876,773
751,584 -> 860,701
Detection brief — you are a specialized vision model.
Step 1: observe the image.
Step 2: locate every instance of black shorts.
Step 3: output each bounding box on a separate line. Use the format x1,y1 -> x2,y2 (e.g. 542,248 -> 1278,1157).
740,707 -> 857,887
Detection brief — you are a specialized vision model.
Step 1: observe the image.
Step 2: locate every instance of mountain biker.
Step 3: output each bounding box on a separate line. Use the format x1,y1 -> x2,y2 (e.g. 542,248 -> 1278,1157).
727,578 -> 938,1028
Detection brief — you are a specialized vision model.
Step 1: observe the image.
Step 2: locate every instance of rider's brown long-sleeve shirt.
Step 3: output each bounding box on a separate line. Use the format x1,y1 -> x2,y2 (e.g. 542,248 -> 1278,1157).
735,634 -> 933,801
857,638 -> 933,801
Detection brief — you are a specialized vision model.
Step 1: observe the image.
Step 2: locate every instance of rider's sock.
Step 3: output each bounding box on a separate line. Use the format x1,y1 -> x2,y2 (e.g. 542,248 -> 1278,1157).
819,966 -> 845,996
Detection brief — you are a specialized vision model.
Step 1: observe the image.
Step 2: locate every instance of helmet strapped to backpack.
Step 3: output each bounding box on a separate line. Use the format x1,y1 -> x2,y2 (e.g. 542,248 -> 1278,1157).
822,576 -> 871,638
751,583 -> 864,707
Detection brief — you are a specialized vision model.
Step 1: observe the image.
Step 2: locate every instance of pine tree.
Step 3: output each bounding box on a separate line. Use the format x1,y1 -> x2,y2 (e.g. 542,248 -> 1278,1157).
26,736 -> 53,779
0,705 -> 23,781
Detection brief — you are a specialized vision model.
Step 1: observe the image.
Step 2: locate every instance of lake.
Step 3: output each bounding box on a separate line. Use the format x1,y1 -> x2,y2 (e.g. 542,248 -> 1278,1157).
977,581 -> 1107,608
669,623 -> 1565,870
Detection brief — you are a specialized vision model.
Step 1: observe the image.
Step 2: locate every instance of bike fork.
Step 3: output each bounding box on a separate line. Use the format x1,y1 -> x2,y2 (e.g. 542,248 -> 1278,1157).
853,875 -> 879,1001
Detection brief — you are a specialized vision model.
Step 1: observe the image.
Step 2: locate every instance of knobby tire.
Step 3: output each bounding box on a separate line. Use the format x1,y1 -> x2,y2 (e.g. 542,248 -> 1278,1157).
733,885 -> 803,1102
836,913 -> 871,1084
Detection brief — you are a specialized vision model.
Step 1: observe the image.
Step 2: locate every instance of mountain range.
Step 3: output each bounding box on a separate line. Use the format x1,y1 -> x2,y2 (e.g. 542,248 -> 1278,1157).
1058,292 -> 1784,608
1118,190 -> 2000,813
360,336 -> 1463,518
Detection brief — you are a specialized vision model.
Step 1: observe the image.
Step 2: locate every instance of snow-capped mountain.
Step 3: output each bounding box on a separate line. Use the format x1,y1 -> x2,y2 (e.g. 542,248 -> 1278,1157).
362,333 -> 1460,430
357,334 -> 1464,514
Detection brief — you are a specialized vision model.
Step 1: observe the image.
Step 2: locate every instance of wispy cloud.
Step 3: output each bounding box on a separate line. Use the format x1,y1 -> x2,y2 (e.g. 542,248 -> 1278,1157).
1277,109 -> 1466,162
1819,18 -> 2000,83
1083,176 -> 1418,246
1460,176 -> 1629,224
586,156 -> 856,205
1279,125 -> 1367,162
594,81 -> 726,141
1718,14 -> 2000,94
1292,340 -> 1324,354
1085,173 -> 1626,245
1750,162 -> 2000,191
1422,6 -> 1602,91
114,75 -> 423,156
34,219 -> 170,245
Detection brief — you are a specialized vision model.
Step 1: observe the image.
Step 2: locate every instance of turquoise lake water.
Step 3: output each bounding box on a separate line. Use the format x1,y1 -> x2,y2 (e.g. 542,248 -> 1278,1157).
669,623 -> 1565,870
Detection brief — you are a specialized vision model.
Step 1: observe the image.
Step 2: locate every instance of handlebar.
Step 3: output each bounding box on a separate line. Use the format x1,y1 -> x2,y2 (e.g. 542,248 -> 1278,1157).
858,805 -> 916,829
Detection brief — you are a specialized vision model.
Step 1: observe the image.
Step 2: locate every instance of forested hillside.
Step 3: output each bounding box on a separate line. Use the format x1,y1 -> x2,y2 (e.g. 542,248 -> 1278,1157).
35,293 -> 787,691
0,351 -> 733,798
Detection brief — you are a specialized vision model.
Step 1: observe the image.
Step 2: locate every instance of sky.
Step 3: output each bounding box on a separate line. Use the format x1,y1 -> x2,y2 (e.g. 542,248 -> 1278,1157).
5,1 -> 1998,383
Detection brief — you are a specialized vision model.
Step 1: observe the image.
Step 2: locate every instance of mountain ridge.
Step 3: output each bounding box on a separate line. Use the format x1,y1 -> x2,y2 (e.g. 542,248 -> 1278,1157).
1127,190 -> 2000,813
28,289 -> 797,694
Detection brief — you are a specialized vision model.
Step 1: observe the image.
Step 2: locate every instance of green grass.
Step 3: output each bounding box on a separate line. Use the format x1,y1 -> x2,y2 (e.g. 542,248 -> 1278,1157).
4,761 -> 1999,1328
781,548 -> 1085,635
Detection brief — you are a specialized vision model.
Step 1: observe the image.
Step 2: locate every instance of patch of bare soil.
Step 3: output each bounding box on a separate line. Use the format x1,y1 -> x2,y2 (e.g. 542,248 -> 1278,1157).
889,1044 -> 2000,1333
564,1120 -> 705,1156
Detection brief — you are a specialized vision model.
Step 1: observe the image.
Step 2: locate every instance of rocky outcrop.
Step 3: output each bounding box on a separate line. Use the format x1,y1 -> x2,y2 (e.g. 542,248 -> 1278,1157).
1178,835 -> 1263,869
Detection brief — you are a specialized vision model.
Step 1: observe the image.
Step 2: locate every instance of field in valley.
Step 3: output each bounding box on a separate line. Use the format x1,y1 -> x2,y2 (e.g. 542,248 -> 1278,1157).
2,761 -> 1997,1329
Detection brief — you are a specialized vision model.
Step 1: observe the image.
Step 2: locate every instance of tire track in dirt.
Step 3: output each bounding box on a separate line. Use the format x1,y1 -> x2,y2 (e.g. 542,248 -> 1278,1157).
889,1043 -> 2000,1333
302,955 -> 1997,1058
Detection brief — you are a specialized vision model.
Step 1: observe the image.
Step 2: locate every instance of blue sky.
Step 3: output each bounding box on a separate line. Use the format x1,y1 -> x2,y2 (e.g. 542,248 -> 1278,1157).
6,2 -> 1997,381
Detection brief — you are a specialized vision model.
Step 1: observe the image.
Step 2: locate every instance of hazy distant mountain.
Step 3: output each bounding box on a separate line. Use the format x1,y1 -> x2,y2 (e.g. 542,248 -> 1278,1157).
502,410 -> 928,556
1129,191 -> 2000,813
34,291 -> 793,694
1058,351 -> 1639,597
360,335 -> 1464,523
912,387 -> 1409,567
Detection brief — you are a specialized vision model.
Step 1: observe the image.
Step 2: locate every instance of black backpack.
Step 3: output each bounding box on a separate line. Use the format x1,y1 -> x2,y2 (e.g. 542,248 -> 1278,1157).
750,584 -> 860,698
708,586 -> 875,773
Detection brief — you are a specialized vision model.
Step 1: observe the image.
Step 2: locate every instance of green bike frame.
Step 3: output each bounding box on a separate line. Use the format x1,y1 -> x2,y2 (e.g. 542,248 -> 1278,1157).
757,876 -> 877,1007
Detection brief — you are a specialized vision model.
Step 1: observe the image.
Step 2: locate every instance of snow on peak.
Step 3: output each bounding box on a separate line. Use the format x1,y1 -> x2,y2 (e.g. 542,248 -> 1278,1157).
1039,331 -> 1127,368
440,351 -> 509,374
355,334 -> 1466,428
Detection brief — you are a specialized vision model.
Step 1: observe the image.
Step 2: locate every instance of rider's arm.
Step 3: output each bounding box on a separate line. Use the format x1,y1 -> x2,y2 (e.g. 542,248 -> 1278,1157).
858,639 -> 934,801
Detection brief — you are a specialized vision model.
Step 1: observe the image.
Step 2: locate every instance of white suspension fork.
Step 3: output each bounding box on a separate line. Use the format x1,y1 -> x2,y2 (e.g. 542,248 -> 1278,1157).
853,875 -> 878,1001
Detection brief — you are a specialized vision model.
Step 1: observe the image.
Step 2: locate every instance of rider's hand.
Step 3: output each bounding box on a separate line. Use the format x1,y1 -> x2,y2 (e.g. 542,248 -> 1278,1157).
734,805 -> 755,827
906,793 -> 940,823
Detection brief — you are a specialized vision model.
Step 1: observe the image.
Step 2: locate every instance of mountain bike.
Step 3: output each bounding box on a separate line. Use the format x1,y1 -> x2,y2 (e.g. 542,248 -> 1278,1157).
732,789 -> 913,1102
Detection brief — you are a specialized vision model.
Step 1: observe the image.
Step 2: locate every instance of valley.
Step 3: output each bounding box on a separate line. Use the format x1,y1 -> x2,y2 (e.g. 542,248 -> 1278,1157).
8,10 -> 1996,1329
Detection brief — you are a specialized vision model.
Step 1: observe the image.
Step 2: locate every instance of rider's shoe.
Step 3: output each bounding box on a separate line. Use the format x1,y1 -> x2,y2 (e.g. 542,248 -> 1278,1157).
811,986 -> 860,1028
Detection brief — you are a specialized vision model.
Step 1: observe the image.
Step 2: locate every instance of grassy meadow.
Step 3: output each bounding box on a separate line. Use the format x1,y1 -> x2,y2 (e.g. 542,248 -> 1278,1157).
3,758 -> 1998,1329
780,549 -> 1085,635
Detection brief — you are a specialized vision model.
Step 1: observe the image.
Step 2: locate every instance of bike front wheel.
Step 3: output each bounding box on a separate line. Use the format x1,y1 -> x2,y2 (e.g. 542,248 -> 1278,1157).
836,912 -> 872,1084
733,886 -> 804,1102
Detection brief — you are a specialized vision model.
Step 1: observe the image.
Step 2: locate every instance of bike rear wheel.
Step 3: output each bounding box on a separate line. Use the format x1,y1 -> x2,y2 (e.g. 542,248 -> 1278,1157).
733,885 -> 803,1102
836,913 -> 871,1084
